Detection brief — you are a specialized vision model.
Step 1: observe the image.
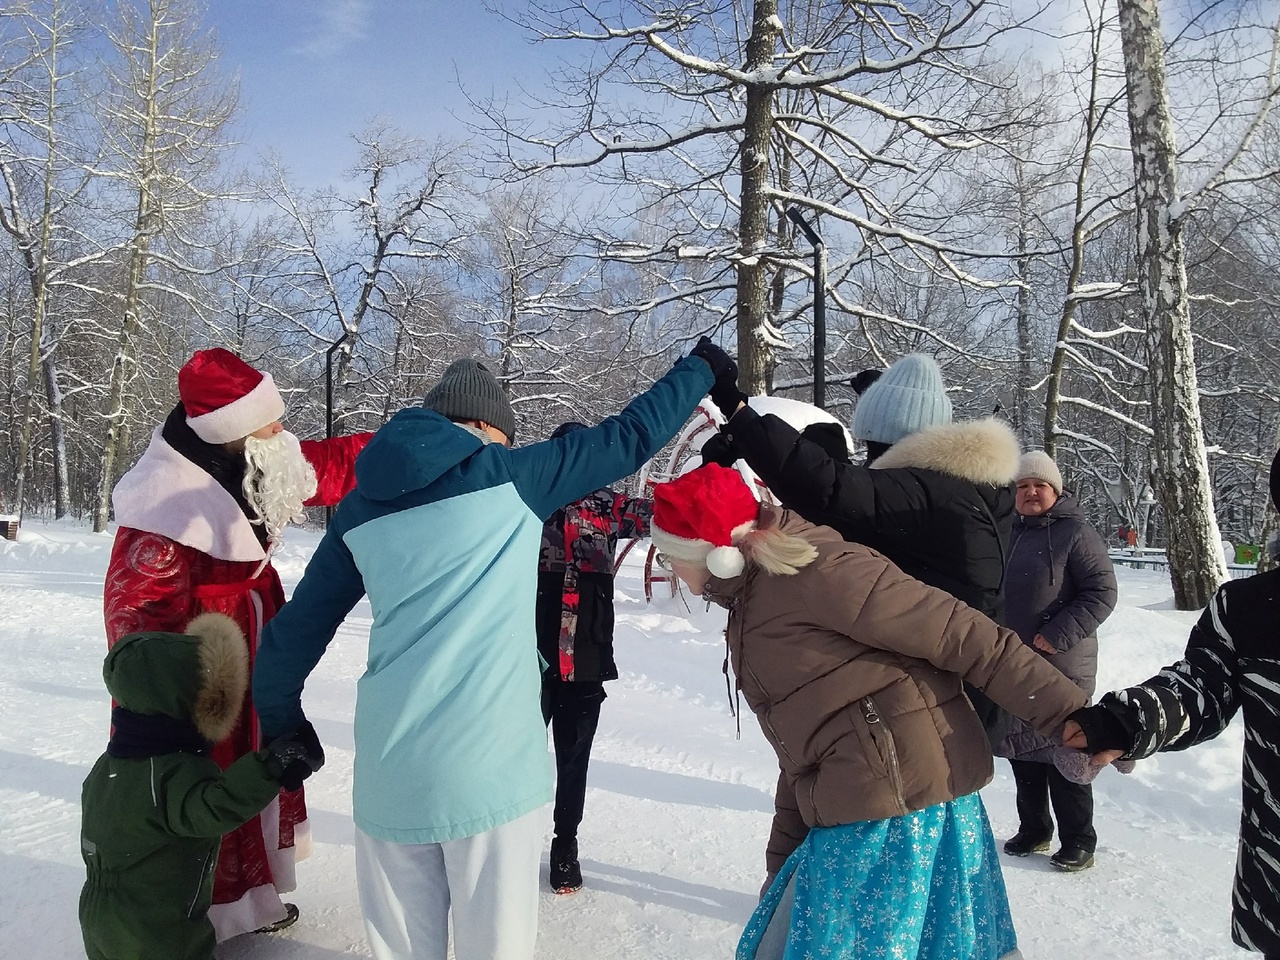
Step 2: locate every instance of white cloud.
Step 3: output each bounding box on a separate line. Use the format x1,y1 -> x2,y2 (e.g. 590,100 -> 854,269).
295,0 -> 373,58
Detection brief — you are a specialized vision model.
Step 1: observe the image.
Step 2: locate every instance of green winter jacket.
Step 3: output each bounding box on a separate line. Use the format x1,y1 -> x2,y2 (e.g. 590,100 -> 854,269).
80,615 -> 283,960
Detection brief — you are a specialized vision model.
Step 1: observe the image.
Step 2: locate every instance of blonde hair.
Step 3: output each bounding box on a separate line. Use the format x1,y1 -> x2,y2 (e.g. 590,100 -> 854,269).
733,504 -> 818,577
739,526 -> 818,576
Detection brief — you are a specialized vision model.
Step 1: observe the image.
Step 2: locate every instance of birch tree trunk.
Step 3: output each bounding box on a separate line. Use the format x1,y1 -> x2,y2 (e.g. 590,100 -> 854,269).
43,354 -> 69,517
91,0 -> 237,532
736,0 -> 780,396
2,0 -> 75,520
1013,163 -> 1035,446
92,26 -> 159,534
1118,0 -> 1227,608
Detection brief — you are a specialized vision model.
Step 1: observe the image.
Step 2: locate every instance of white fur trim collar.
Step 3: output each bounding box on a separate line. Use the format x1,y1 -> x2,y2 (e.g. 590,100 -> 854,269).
870,418 -> 1021,486
112,427 -> 267,562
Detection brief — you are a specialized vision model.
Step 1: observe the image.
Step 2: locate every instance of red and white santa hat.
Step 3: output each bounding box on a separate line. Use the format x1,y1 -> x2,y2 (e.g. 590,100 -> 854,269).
651,463 -> 761,579
178,348 -> 285,444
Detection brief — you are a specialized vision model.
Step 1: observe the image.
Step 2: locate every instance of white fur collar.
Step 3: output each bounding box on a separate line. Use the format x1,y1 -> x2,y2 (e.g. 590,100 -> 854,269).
870,418 -> 1021,486
112,427 -> 267,562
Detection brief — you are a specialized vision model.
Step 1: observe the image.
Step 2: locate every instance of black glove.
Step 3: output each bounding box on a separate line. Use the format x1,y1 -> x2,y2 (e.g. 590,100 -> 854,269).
850,368 -> 882,396
265,719 -> 325,792
799,422 -> 850,464
1066,702 -> 1134,755
690,336 -> 747,416
700,430 -> 740,468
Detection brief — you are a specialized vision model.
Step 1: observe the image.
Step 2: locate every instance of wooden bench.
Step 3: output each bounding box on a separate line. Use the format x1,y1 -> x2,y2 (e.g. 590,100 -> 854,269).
0,516 -> 17,541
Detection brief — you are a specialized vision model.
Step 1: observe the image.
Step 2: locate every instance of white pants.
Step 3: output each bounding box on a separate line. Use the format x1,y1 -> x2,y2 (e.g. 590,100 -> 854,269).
355,810 -> 543,960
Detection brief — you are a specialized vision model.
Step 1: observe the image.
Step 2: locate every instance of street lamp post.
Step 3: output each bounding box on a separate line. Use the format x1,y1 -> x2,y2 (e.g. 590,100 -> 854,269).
786,207 -> 826,410
324,330 -> 351,525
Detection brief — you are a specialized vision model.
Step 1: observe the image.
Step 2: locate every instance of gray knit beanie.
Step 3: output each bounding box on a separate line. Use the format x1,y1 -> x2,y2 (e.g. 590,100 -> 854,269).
1017,450 -> 1064,495
851,354 -> 952,445
422,358 -> 516,442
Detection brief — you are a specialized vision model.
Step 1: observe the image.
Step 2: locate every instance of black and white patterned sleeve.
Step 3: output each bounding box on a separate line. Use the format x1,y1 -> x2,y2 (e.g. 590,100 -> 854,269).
1104,585 -> 1240,760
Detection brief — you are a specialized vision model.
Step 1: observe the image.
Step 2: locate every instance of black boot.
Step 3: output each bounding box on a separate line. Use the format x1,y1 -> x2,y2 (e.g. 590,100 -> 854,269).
253,902 -> 299,933
1050,846 -> 1095,872
549,837 -> 582,894
1002,832 -> 1052,857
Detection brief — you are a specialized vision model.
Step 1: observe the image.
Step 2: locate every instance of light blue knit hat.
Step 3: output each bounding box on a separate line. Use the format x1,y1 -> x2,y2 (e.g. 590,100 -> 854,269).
851,353 -> 952,444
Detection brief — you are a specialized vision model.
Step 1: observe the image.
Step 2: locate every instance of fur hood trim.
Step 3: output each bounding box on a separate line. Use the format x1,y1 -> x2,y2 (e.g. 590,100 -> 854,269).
187,612 -> 248,743
871,418 -> 1020,486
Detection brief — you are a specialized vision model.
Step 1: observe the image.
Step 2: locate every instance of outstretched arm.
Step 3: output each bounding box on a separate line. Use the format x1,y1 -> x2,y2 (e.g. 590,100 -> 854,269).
1066,584 -> 1240,761
814,548 -> 1086,731
513,354 -> 713,519
161,753 -> 284,839
301,433 -> 375,507
724,406 -> 883,540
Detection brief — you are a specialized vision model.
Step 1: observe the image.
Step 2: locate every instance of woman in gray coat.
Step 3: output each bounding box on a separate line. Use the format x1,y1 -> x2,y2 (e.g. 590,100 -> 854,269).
997,451 -> 1117,872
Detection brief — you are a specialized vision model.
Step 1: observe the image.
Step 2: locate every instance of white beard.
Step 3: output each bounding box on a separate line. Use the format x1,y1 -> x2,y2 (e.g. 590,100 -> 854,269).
242,431 -> 318,547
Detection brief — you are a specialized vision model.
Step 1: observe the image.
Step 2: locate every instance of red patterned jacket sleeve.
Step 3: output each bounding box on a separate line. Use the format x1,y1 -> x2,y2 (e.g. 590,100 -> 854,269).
612,493 -> 653,540
301,432 -> 374,507
103,528 -> 197,646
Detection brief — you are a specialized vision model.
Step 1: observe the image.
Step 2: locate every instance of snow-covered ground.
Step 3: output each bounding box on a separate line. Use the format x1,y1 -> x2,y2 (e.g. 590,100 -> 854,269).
0,519 -> 1253,959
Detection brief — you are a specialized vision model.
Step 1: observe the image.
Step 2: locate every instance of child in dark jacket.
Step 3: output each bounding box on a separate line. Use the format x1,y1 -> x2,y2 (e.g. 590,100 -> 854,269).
79,613 -> 322,960
1065,446 -> 1280,957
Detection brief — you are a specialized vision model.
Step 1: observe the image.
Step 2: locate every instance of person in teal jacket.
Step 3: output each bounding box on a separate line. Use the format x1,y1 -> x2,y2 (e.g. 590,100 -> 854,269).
79,613 -> 322,960
253,343 -> 721,960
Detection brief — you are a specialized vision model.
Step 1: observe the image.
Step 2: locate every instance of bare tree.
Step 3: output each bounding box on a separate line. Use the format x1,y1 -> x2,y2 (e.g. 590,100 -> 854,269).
1040,0 -> 1134,459
479,0 -> 1042,395
0,0 -> 96,518
253,126 -> 463,432
90,0 -> 238,532
1118,0 -> 1232,606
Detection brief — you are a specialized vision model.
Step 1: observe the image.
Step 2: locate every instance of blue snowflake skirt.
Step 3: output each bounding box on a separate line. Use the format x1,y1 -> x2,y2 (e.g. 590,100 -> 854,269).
737,792 -> 1019,960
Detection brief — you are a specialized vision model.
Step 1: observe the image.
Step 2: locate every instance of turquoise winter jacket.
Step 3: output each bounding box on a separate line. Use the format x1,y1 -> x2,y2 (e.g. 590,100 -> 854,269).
254,355 -> 712,844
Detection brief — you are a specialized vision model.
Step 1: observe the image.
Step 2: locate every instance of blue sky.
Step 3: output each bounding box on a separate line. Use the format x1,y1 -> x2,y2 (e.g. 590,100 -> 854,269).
208,0 -> 540,185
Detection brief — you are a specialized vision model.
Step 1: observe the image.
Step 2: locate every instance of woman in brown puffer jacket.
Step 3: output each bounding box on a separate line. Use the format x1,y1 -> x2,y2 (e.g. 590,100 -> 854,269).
649,464 -> 1088,960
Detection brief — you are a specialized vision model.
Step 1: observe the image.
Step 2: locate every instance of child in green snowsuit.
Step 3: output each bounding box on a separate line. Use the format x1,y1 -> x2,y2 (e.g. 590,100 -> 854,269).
79,613 -> 323,960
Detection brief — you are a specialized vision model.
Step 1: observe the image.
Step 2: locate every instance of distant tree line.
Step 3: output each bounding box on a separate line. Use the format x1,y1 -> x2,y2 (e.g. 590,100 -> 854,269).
3,0 -> 1278,605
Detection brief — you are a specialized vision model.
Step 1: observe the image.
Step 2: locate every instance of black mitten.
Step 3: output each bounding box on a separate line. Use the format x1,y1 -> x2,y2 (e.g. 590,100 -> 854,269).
690,337 -> 747,416
799,422 -> 850,464
1066,703 -> 1134,755
701,430 -> 741,467
850,368 -> 882,396
265,720 -> 325,792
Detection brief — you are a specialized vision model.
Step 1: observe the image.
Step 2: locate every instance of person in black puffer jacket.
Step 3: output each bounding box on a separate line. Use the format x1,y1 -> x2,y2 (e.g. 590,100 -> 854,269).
1065,446 -> 1280,958
996,451 -> 1117,873
698,348 -> 1021,741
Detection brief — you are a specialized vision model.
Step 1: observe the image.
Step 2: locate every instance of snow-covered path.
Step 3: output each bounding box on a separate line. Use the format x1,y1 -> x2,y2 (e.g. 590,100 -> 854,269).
0,522 -> 1252,958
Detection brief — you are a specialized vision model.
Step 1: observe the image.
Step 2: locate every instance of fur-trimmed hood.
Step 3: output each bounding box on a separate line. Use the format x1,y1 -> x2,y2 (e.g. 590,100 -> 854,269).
103,612 -> 248,743
870,418 -> 1020,486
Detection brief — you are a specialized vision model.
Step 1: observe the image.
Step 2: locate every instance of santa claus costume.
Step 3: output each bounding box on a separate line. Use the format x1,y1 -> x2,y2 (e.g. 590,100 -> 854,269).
102,348 -> 371,941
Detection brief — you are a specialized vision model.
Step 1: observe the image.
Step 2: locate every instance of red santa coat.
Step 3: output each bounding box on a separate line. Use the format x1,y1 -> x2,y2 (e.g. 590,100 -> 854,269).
102,426 -> 370,941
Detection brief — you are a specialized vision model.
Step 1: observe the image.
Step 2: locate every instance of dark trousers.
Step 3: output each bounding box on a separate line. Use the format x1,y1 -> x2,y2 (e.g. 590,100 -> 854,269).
541,679 -> 606,842
1009,758 -> 1097,853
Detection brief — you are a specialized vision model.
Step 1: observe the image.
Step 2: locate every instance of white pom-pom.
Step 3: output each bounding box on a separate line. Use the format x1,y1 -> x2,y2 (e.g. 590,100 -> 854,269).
706,545 -> 745,579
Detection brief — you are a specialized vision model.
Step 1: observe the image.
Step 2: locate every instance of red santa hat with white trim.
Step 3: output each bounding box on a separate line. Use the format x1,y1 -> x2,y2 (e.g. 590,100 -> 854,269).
178,348 -> 285,445
650,463 -> 761,579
